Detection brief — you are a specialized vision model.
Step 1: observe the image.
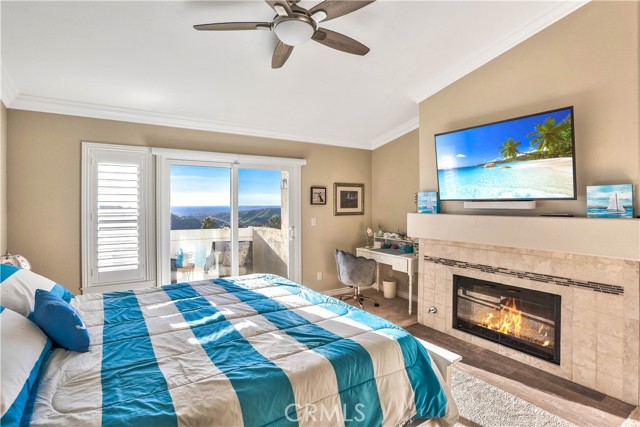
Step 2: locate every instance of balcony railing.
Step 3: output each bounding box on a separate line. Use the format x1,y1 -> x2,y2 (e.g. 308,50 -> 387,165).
169,227 -> 287,283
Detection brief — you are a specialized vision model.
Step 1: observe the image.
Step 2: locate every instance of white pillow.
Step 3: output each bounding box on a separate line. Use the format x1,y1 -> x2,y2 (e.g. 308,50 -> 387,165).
0,306 -> 52,425
0,265 -> 74,317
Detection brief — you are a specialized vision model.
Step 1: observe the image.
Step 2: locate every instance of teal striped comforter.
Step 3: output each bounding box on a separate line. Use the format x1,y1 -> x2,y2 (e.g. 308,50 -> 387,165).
27,274 -> 448,426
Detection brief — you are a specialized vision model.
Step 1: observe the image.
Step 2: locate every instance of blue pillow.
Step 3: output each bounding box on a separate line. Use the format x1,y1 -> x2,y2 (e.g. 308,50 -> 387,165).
31,289 -> 90,353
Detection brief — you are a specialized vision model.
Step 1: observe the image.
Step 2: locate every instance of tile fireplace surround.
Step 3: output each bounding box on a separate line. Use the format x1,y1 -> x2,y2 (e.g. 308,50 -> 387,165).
407,214 -> 640,405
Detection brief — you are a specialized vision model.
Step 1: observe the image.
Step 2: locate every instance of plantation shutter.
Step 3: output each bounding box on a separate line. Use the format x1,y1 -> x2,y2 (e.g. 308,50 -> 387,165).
83,144 -> 154,291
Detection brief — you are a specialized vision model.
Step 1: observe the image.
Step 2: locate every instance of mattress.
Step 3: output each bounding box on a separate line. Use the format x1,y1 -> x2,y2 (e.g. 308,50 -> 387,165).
26,274 -> 453,426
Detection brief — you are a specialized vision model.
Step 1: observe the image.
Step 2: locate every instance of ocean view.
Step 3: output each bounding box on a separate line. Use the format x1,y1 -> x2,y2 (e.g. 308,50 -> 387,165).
171,205 -> 281,230
438,157 -> 574,200
171,205 -> 279,216
586,207 -> 634,218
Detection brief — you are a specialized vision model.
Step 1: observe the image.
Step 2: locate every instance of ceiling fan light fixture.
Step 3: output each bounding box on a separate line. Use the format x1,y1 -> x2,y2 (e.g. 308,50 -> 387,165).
273,15 -> 316,46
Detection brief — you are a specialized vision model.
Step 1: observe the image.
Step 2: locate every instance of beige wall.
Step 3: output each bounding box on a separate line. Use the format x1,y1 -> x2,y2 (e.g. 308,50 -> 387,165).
372,129 -> 419,233
419,1 -> 639,216
6,110 -> 372,294
0,103 -> 6,253
371,129 -> 419,294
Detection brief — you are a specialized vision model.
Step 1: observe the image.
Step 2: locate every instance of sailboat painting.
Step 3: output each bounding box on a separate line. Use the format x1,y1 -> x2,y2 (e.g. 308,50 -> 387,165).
418,192 -> 440,214
587,184 -> 634,218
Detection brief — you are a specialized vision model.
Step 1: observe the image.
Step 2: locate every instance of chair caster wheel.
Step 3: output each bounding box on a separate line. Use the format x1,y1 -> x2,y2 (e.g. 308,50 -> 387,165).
374,303 -> 380,307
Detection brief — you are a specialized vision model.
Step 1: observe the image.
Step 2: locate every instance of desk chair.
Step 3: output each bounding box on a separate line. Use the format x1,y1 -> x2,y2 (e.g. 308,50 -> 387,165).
335,249 -> 380,309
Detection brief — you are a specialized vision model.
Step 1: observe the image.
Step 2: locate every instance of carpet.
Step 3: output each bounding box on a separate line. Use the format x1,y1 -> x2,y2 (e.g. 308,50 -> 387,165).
622,407 -> 640,427
450,368 -> 575,427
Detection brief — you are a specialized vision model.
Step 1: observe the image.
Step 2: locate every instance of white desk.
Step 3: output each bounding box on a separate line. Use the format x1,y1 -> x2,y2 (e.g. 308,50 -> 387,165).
356,247 -> 418,314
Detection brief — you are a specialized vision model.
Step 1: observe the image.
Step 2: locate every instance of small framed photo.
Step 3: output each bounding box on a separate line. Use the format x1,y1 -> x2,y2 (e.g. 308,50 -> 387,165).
417,192 -> 439,214
334,183 -> 364,216
310,186 -> 327,205
587,184 -> 634,218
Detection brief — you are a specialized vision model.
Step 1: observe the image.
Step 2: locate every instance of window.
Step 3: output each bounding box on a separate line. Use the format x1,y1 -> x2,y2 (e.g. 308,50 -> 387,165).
82,143 -> 154,292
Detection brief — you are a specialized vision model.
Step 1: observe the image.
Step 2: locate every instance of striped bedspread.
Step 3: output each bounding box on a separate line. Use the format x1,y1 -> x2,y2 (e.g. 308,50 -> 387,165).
27,274 -> 449,426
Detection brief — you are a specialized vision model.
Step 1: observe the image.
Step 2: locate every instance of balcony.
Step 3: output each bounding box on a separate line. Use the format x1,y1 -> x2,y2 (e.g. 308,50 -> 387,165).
169,227 -> 288,283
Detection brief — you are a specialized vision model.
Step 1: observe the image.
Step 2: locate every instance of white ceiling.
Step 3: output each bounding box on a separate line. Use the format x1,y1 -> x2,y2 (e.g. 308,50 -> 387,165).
1,1 -> 586,150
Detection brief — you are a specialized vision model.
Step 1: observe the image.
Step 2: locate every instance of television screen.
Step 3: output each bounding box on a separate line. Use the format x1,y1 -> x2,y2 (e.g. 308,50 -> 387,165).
435,106 -> 576,201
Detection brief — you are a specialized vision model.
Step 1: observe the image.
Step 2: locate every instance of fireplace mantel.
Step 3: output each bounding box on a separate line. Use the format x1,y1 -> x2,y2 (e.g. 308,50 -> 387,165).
407,213 -> 640,261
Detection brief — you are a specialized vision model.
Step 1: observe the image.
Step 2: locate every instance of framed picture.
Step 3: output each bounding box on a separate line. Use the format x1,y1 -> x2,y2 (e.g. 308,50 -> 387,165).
587,184 -> 634,218
417,192 -> 439,214
334,183 -> 364,215
310,186 -> 327,205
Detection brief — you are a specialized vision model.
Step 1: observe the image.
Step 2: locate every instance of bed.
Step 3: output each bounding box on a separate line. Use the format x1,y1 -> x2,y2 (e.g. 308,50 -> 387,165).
5,272 -> 459,427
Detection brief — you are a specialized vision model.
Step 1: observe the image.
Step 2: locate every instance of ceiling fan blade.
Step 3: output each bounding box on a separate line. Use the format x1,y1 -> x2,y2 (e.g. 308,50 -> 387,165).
272,41 -> 294,69
312,28 -> 370,56
194,22 -> 271,31
265,0 -> 292,16
309,0 -> 375,22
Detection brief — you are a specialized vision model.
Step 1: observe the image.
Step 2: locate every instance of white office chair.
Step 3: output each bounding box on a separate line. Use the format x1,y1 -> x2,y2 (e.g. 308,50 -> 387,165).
335,249 -> 380,309
204,241 -> 252,277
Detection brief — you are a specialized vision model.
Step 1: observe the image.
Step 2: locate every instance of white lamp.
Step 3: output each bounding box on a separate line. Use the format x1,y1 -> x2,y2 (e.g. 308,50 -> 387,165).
1,251 -> 31,270
273,15 -> 316,46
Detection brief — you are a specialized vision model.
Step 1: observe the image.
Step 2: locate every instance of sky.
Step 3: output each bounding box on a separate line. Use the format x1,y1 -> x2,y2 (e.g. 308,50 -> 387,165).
587,184 -> 633,207
170,165 -> 281,207
435,108 -> 572,170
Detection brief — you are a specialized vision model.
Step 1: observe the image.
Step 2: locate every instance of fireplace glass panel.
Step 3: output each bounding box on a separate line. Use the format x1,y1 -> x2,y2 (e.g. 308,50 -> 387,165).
453,275 -> 561,364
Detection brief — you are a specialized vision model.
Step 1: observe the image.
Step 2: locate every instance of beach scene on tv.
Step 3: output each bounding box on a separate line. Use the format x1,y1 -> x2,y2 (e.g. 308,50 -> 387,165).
436,108 -> 575,200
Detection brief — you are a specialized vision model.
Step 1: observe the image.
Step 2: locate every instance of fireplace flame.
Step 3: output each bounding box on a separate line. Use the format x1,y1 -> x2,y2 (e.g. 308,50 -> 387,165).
477,297 -> 553,348
481,298 -> 523,338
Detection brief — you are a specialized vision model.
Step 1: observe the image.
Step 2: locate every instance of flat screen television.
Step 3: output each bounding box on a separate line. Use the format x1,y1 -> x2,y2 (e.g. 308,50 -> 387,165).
434,106 -> 576,201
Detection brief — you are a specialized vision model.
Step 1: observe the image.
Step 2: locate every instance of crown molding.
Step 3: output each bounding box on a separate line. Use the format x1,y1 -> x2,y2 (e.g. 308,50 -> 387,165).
1,66 -> 19,106
2,1 -> 587,151
408,0 -> 589,103
7,93 -> 373,150
369,116 -> 419,150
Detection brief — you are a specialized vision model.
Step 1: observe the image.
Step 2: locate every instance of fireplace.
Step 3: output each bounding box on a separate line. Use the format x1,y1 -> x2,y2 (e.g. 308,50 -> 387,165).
453,275 -> 561,364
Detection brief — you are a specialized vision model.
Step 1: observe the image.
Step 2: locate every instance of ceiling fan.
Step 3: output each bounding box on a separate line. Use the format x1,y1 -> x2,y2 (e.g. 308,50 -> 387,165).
194,0 -> 375,68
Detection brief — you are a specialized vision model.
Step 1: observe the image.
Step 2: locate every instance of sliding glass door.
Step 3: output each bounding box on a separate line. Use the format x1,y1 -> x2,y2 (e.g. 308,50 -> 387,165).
237,168 -> 289,278
156,151 -> 303,286
168,163 -> 232,283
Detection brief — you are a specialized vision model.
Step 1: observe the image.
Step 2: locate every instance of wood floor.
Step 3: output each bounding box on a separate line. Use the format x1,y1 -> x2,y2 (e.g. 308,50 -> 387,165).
341,287 -> 418,328
349,289 -> 636,427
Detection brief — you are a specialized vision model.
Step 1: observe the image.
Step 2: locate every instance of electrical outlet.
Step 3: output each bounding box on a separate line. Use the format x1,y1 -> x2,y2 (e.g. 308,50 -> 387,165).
311,217 -> 317,227
316,272 -> 323,281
